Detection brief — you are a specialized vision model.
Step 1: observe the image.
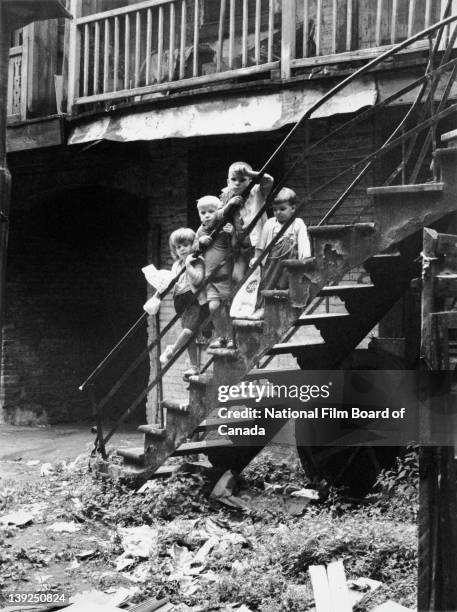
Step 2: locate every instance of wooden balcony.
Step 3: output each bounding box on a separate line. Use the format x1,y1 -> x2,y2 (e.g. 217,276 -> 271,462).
7,31 -> 27,123
23,0 -> 457,115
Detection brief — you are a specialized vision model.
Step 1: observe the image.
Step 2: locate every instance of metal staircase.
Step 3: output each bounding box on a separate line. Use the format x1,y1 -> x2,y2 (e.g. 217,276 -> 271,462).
80,13 -> 457,489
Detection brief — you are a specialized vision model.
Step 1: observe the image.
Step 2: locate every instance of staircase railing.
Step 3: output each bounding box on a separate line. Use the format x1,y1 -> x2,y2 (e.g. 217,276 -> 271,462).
79,10 -> 457,456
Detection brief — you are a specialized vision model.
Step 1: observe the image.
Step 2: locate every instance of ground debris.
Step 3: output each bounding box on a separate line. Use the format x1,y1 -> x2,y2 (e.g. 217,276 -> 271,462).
372,602 -> 415,611
0,510 -> 34,527
47,521 -> 81,533
119,524 -> 159,558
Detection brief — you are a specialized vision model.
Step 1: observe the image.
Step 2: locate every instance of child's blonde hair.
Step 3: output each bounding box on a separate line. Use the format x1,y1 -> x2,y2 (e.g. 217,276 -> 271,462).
196,195 -> 221,211
228,161 -> 253,176
273,187 -> 297,207
169,227 -> 195,260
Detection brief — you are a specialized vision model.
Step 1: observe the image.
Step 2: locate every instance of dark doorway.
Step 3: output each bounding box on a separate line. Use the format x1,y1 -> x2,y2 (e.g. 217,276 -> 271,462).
4,187 -> 149,423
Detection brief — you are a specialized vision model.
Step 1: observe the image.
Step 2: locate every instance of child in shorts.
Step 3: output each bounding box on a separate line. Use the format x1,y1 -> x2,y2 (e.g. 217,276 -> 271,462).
250,187 -> 311,318
159,228 -> 207,379
220,162 -> 273,284
194,195 -> 241,349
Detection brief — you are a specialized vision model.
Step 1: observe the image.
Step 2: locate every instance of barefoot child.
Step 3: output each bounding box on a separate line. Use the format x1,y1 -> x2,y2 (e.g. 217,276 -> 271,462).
220,162 -> 273,284
194,195 -> 241,349
159,228 -> 207,379
250,187 -> 311,318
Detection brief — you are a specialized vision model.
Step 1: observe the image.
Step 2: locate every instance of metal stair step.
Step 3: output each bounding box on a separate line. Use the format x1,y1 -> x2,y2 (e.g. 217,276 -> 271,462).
293,312 -> 349,326
268,341 -> 326,356
172,438 -> 234,456
367,182 -> 445,195
116,447 -> 144,464
196,416 -> 257,430
232,319 -> 264,330
319,284 -> 375,296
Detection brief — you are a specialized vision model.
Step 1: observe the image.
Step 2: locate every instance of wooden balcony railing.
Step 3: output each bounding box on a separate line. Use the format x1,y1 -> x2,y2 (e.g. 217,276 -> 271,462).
64,0 -> 456,113
68,0 -> 281,110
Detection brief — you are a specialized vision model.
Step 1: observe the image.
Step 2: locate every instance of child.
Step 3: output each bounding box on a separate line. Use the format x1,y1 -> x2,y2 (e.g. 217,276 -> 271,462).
220,162 -> 273,284
250,187 -> 311,317
159,228 -> 207,379
194,195 -> 241,349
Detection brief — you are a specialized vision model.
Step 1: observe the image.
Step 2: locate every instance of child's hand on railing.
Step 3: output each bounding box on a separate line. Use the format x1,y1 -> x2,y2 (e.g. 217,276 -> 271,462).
222,223 -> 234,235
249,257 -> 258,268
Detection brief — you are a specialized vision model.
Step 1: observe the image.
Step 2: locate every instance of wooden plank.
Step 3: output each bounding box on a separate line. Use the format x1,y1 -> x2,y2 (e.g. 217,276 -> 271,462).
145,8 -> 152,85
281,0 -> 296,78
134,11 -> 141,87
83,23 -> 89,96
303,0 -> 309,57
391,0 -> 398,44
193,0 -> 199,77
114,16 -> 119,91
327,561 -> 352,612
67,0 -> 82,114
179,0 -> 186,80
217,0 -> 227,72
74,61 -> 278,104
124,13 -> 130,89
332,0 -> 337,54
255,0 -> 261,65
6,115 -> 64,152
290,39 -> 429,67
169,1 -> 176,81
242,0 -> 248,67
93,21 -> 100,95
229,0 -> 236,68
376,0 -> 383,47
157,6 -> 164,83
316,0 -> 322,55
408,0 -> 417,38
425,0 -> 432,28
103,19 -> 110,93
436,232 -> 457,255
77,0 -> 178,25
268,0 -> 274,62
309,565 -> 332,612
367,182 -> 445,195
20,28 -> 29,120
346,0 -> 353,51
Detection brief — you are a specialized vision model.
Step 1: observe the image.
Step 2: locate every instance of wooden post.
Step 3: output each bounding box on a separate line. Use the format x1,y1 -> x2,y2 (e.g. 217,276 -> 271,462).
67,0 -> 82,114
0,2 -> 12,353
418,227 -> 457,612
281,0 -> 296,80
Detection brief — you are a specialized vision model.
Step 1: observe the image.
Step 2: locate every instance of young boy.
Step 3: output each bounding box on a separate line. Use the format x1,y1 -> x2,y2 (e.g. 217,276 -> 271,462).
194,195 -> 241,349
159,228 -> 207,379
220,162 -> 273,284
250,187 -> 311,317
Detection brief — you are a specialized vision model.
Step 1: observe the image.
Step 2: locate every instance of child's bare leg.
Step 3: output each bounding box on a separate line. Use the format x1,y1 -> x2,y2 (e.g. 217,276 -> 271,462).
209,299 -> 225,338
233,257 -> 248,285
187,340 -> 199,369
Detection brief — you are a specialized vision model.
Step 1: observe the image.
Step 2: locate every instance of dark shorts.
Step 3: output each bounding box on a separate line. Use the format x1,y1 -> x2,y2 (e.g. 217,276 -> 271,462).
174,291 -> 209,332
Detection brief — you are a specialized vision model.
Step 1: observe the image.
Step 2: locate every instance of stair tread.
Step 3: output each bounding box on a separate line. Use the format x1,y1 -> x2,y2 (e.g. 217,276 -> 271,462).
308,222 -> 375,234
319,283 -> 375,295
293,312 -> 349,326
268,341 -> 326,355
138,425 -> 166,435
367,182 -> 445,195
116,447 -> 145,462
197,416 -> 257,429
173,439 -> 234,455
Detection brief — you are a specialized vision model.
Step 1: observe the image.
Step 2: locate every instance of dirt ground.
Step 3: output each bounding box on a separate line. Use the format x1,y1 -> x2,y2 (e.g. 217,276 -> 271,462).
0,424 -> 141,484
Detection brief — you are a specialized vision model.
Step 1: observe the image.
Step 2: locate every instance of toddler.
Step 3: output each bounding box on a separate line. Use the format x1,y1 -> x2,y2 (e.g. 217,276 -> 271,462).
194,195 -> 242,349
250,187 -> 311,318
160,228 -> 207,379
220,162 -> 273,284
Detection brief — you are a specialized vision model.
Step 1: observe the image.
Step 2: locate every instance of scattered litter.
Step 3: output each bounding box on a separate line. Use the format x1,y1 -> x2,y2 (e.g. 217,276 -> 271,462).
123,561 -> 152,583
290,488 -> 320,500
47,521 -> 81,533
75,548 -> 97,560
26,459 -> 40,466
309,561 -> 352,612
69,587 -> 133,608
119,525 -> 158,558
67,559 -> 80,570
372,602 -> 414,611
0,510 -> 34,527
210,470 -> 237,498
264,483 -> 284,493
115,553 -> 136,572
40,462 -> 54,476
347,577 -> 382,606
